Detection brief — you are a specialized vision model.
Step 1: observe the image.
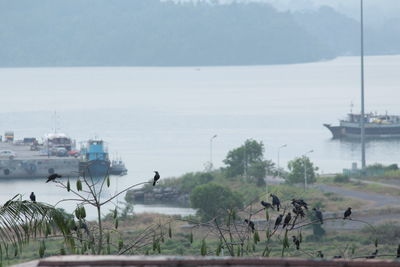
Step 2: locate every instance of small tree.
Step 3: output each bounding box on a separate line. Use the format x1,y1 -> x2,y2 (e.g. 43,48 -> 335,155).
286,156 -> 317,184
223,139 -> 272,181
190,183 -> 243,221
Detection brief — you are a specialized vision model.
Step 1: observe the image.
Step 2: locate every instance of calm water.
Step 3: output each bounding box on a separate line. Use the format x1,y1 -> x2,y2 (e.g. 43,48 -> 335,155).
0,55 -> 399,218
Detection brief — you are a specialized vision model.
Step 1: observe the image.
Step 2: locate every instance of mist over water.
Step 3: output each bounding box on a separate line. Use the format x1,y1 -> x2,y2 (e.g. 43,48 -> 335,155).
0,55 -> 399,218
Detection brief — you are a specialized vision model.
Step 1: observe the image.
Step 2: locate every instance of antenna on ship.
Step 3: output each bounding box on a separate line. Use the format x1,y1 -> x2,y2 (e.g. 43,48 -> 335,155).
360,0 -> 366,170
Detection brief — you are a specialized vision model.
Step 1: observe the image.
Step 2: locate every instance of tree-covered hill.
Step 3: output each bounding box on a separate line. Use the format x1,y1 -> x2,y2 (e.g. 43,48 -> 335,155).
0,0 -> 397,67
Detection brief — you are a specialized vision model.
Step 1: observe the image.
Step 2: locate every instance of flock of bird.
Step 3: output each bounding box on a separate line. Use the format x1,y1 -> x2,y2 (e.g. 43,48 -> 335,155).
245,193 -> 353,252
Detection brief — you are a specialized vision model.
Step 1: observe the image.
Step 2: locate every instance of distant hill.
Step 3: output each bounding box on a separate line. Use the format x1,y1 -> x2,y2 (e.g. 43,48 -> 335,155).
0,0 -> 398,67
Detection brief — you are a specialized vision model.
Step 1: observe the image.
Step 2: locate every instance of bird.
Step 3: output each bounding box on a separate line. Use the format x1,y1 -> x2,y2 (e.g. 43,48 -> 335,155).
46,173 -> 62,183
274,214 -> 283,229
343,207 -> 352,220
153,171 -> 160,186
313,208 -> 323,224
270,194 -> 281,211
244,219 -> 255,233
282,212 -> 292,229
292,236 -> 300,250
261,201 -> 274,210
30,192 -> 36,203
292,199 -> 308,210
292,204 -> 305,218
317,250 -> 324,258
366,249 -> 378,259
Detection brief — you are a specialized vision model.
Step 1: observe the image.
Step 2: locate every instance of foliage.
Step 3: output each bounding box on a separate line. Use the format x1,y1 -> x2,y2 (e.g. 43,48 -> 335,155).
333,174 -> 350,183
190,183 -> 243,221
286,156 -> 317,185
223,139 -> 273,181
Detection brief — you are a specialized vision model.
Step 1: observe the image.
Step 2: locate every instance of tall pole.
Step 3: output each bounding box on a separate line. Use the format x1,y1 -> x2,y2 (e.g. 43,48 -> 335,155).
209,134 -> 217,170
277,144 -> 287,178
360,0 -> 366,170
303,150 -> 313,191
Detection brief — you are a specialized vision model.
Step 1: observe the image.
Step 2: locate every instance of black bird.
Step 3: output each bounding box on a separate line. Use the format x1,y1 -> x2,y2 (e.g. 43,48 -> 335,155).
292,199 -> 308,210
343,207 -> 352,220
292,204 -> 305,218
317,250 -> 324,258
261,201 -> 274,210
46,173 -> 62,183
30,192 -> 36,203
244,219 -> 255,233
282,212 -> 292,229
270,194 -> 281,211
274,214 -> 283,229
366,249 -> 378,259
397,244 -> 400,258
313,208 -> 323,224
153,171 -> 160,186
292,236 -> 300,250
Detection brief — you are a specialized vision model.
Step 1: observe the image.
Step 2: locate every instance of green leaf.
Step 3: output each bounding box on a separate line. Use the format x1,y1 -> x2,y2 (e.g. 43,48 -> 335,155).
60,248 -> 66,255
113,208 -> 118,219
189,231 -> 193,244
118,239 -> 123,251
236,245 -> 240,257
253,231 -> 260,244
76,179 -> 82,191
201,239 -> 207,256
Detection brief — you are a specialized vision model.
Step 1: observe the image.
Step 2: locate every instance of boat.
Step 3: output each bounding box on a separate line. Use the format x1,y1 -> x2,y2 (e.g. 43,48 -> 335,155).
79,139 -> 111,177
324,112 -> 400,139
110,159 -> 128,175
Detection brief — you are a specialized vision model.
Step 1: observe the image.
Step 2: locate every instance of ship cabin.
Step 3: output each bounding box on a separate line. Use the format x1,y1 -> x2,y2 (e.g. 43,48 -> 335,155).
82,140 -> 109,161
345,113 -> 400,125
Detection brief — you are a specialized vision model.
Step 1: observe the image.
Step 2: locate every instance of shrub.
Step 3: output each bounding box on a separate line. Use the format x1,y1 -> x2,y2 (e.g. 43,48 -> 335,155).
334,174 -> 350,183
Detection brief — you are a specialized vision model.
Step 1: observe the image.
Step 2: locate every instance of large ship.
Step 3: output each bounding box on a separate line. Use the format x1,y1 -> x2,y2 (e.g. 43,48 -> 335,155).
79,139 -> 111,177
324,112 -> 400,139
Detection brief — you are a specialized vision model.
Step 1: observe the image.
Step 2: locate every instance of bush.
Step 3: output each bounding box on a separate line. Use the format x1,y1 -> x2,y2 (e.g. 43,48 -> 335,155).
333,174 -> 350,183
190,183 -> 243,221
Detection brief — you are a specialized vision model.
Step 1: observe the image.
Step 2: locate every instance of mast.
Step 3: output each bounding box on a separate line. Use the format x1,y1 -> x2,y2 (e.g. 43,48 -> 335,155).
360,0 -> 366,170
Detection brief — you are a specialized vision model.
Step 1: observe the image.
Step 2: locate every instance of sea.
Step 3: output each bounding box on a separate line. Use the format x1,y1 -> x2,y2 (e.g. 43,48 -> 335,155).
0,55 -> 399,219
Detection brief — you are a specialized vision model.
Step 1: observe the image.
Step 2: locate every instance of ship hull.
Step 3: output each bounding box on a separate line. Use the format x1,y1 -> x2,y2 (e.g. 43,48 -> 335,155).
80,160 -> 110,177
324,123 -> 400,139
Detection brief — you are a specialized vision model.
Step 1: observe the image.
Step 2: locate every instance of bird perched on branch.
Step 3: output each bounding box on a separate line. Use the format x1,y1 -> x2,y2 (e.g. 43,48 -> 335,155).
282,212 -> 292,229
292,204 -> 305,218
30,192 -> 36,203
274,214 -> 283,229
46,173 -> 62,183
313,207 -> 323,224
343,207 -> 352,220
153,171 -> 160,186
270,194 -> 281,211
261,201 -> 274,210
292,236 -> 300,250
244,219 -> 255,233
292,199 -> 308,210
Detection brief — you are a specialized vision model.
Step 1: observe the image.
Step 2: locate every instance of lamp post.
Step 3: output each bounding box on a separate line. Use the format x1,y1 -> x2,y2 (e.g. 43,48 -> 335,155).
277,144 -> 287,178
360,0 -> 366,170
303,150 -> 313,190
209,134 -> 217,170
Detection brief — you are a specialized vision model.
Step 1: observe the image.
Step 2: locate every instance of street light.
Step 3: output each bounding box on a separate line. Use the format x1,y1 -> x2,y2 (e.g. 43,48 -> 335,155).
277,144 -> 287,178
209,134 -> 217,170
303,149 -> 313,190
